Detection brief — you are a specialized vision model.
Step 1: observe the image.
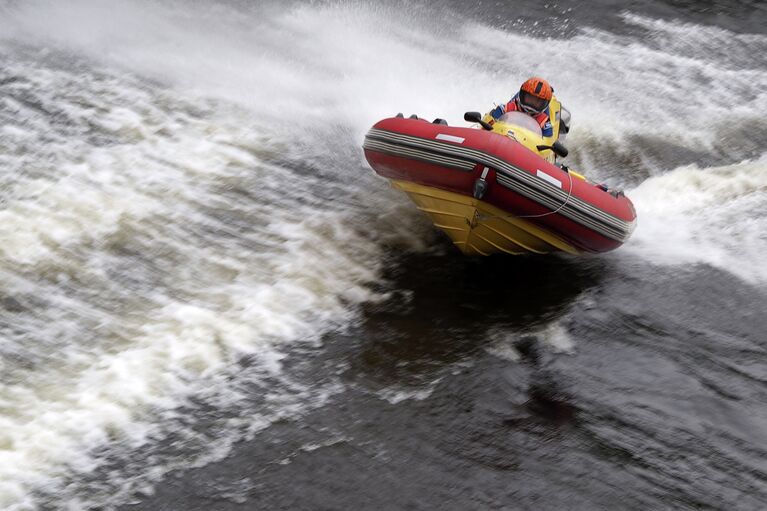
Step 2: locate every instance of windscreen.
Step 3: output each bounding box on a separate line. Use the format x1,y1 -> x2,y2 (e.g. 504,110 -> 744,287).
497,111 -> 542,137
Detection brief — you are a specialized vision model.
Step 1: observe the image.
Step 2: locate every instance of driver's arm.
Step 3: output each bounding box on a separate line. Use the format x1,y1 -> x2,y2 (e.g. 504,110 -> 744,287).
482,104 -> 505,125
542,119 -> 554,138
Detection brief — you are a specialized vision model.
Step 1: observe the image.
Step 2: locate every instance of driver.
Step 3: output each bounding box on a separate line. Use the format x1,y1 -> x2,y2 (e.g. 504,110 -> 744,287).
484,77 -> 568,141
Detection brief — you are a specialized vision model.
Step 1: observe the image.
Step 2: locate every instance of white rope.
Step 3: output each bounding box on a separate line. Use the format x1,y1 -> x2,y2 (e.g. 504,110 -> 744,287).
478,168 -> 574,221
515,169 -> 574,218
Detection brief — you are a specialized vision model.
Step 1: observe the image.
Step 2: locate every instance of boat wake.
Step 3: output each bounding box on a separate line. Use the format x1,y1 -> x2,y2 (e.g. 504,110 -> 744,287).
0,0 -> 764,508
623,155 -> 767,285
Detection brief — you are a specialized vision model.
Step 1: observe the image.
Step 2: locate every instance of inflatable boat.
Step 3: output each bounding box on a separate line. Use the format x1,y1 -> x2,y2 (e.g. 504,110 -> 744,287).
362,106 -> 637,256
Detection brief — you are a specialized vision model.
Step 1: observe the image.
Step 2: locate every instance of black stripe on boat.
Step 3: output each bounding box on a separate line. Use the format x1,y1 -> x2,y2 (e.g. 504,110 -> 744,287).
364,128 -> 635,242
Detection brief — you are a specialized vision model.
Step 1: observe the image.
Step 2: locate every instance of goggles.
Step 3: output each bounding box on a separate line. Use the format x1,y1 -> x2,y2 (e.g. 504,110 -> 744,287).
519,91 -> 549,114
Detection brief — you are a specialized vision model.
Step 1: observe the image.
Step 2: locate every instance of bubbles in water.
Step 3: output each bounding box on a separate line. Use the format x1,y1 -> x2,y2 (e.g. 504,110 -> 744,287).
622,156 -> 767,284
0,1 -> 765,507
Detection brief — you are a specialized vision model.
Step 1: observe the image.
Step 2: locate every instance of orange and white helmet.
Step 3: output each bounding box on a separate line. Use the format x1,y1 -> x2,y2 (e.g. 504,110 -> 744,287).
518,77 -> 553,115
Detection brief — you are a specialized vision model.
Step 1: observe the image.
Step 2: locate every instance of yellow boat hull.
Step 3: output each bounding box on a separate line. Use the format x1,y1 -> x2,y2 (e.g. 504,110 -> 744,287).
391,179 -> 580,256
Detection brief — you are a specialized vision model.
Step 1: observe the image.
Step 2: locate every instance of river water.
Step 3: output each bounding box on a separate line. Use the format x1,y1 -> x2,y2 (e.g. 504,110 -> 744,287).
0,1 -> 765,509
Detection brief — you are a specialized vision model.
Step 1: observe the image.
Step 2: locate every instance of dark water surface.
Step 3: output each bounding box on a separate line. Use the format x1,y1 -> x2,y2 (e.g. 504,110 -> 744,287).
0,0 -> 765,509
122,254 -> 767,510
118,2 -> 767,508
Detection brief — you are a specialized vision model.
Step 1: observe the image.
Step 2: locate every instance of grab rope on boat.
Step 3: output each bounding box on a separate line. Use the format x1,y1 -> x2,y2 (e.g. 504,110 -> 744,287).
477,169 -> 574,221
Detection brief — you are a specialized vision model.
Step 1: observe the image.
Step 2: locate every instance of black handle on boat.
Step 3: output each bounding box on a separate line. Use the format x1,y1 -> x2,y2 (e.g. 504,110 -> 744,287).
464,111 -> 494,131
536,140 -> 569,158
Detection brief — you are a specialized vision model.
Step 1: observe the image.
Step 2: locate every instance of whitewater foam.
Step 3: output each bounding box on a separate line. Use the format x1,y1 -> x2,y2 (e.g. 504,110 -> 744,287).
0,1 -> 765,508
623,155 -> 767,284
3,1 -> 765,162
0,46 -> 397,509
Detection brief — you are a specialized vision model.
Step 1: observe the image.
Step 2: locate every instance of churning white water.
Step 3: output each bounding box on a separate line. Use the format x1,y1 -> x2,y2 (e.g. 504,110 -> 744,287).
0,47 -> 401,508
625,157 -> 767,283
0,1 -> 765,508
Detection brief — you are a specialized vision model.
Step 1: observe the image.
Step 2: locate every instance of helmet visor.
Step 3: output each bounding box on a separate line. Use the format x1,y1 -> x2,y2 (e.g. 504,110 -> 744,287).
519,91 -> 548,113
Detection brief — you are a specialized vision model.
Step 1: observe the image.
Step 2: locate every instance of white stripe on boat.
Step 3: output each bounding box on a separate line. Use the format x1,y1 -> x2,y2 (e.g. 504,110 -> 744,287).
435,133 -> 465,144
536,170 -> 562,188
